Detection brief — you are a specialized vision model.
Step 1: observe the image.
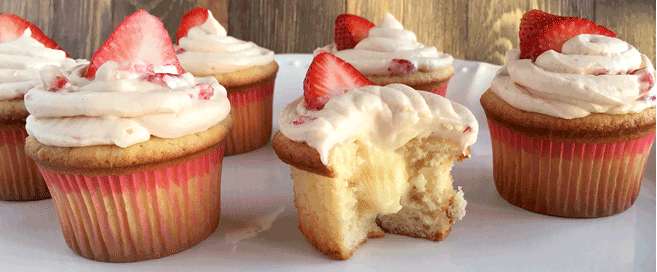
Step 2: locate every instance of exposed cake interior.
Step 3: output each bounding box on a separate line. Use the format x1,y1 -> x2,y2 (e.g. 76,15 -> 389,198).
291,136 -> 466,259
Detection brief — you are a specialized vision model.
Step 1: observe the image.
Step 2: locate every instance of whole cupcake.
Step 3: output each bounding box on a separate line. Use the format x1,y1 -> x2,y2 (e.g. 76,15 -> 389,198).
25,10 -> 232,262
315,13 -> 453,96
480,10 -> 655,218
176,7 -> 277,155
0,14 -> 86,201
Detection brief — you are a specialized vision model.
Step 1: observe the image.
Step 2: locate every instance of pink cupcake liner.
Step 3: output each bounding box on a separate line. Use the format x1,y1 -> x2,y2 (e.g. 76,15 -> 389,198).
0,124 -> 49,201
225,79 -> 275,155
488,119 -> 654,217
427,80 -> 449,97
38,143 -> 225,262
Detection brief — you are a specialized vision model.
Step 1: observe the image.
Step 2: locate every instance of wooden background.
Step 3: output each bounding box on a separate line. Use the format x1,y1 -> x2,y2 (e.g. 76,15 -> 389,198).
1,0 -> 654,65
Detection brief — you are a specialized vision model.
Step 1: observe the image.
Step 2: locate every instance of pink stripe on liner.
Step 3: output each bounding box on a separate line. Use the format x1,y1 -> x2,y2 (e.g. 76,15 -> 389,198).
489,120 -> 655,160
487,119 -> 654,218
427,81 -> 449,97
227,80 -> 275,107
225,79 -> 275,155
0,126 -> 49,200
37,143 -> 225,262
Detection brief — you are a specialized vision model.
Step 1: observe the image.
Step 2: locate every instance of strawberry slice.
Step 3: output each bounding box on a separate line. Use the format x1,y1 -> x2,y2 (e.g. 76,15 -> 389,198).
86,9 -> 184,78
176,7 -> 209,42
535,18 -> 615,59
519,10 -> 562,59
303,53 -> 371,110
334,14 -> 375,50
0,13 -> 61,49
518,10 -> 615,60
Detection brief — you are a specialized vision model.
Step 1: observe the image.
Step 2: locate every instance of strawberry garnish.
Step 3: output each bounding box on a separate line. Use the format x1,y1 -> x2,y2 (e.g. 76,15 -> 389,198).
519,10 -> 561,59
334,14 -> 375,50
303,53 -> 371,110
519,10 -> 615,60
176,7 -> 209,42
0,13 -> 61,49
86,9 -> 184,78
197,83 -> 214,100
39,66 -> 69,92
388,59 -> 416,75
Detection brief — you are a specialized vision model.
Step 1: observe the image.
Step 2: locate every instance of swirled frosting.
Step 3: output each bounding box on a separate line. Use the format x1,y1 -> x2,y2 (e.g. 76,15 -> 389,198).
25,61 -> 231,148
0,29 -> 86,101
491,34 -> 656,119
280,84 -> 478,164
315,13 -> 453,76
177,11 -> 274,75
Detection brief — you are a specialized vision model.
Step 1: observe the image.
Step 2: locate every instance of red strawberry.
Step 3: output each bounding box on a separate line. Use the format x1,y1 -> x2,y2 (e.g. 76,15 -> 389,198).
388,59 -> 416,75
0,13 -> 61,49
176,7 -> 209,42
518,10 -> 615,60
519,10 -> 562,59
334,14 -> 375,50
86,9 -> 184,78
303,53 -> 371,110
39,66 -> 69,91
535,18 -> 615,59
197,83 -> 214,100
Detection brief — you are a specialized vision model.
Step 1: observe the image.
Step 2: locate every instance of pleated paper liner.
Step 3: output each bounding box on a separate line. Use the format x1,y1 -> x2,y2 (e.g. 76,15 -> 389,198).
37,143 -> 225,262
409,78 -> 450,97
225,77 -> 275,155
0,123 -> 49,201
488,119 -> 654,218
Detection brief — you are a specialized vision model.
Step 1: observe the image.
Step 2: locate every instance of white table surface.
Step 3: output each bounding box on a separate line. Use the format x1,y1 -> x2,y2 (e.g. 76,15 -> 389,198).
0,54 -> 654,272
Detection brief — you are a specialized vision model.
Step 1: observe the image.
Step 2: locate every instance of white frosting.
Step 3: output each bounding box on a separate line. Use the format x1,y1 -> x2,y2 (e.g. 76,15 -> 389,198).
491,34 -> 655,119
0,29 -> 86,101
279,84 -> 478,164
25,61 -> 231,148
315,13 -> 453,76
177,11 -> 274,74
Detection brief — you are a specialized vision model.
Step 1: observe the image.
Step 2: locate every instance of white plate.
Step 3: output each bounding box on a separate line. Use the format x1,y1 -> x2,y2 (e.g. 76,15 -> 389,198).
0,54 -> 654,272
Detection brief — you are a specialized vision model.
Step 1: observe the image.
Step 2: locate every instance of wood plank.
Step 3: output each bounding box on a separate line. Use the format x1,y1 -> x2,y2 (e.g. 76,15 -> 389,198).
50,0 -> 112,58
195,0 -> 229,27
228,0 -> 346,53
346,0 -> 468,61
595,0 -> 656,63
466,0 -> 595,64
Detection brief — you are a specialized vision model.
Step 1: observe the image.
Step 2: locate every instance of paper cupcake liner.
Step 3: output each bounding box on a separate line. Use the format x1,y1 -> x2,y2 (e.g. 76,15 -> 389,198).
426,80 -> 449,97
37,144 -> 225,262
225,79 -> 275,155
0,124 -> 49,201
488,119 -> 654,218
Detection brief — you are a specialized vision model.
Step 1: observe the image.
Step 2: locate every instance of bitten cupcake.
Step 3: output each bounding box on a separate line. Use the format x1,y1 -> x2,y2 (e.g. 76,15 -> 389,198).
176,7 -> 277,155
315,13 -> 453,96
480,10 -> 655,218
0,14 -> 86,201
273,53 -> 477,259
25,10 -> 232,262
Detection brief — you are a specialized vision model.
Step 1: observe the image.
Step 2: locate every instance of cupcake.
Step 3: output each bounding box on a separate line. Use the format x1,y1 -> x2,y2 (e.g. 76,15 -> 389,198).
0,14 -> 86,201
480,10 -> 655,218
272,53 -> 477,259
176,7 -> 277,155
315,13 -> 453,96
25,10 -> 232,262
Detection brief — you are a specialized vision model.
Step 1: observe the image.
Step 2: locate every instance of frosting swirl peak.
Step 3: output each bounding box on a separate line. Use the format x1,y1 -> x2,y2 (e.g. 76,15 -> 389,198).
491,34 -> 655,119
0,29 -> 86,101
177,11 -> 274,75
25,61 -> 231,148
315,13 -> 453,76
